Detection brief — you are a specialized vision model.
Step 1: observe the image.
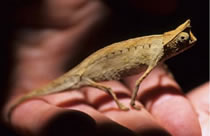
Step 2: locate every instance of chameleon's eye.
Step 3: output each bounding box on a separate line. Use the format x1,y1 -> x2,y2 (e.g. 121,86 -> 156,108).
178,32 -> 189,42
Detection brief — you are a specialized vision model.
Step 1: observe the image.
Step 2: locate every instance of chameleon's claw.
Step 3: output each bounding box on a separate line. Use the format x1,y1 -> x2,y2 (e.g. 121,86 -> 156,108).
131,104 -> 141,110
130,101 -> 141,110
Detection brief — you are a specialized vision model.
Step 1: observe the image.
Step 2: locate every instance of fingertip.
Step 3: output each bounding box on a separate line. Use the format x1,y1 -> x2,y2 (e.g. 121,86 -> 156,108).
11,100 -> 52,130
187,82 -> 210,136
149,94 -> 202,136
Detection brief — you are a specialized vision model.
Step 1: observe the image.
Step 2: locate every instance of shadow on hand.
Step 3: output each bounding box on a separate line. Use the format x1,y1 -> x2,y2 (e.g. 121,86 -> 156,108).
40,110 -> 170,136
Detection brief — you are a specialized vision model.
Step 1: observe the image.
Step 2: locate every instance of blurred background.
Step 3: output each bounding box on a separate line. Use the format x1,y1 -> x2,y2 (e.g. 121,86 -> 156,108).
0,0 -> 208,135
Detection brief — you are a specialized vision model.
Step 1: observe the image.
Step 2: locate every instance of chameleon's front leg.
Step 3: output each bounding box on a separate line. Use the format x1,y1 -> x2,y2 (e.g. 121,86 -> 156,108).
130,65 -> 156,109
84,78 -> 129,110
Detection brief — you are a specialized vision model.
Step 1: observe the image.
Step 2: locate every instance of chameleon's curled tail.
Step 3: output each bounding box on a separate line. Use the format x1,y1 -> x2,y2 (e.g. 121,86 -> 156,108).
6,74 -> 81,123
7,92 -> 43,123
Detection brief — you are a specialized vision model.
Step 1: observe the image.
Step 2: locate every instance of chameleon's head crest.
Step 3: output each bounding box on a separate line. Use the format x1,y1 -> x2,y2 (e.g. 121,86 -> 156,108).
162,19 -> 197,59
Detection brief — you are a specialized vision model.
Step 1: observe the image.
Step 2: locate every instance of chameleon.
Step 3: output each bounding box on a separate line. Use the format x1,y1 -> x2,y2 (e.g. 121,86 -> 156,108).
7,19 -> 197,122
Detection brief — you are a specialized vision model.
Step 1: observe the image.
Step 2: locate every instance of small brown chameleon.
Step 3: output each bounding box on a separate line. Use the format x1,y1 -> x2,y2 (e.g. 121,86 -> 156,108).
7,19 -> 197,122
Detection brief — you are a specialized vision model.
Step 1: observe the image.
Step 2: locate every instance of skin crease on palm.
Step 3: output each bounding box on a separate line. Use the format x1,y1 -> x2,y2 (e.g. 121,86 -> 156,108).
2,0 -> 209,136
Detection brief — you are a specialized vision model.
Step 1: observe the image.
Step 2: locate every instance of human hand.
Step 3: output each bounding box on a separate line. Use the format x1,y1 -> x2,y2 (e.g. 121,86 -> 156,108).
2,0 -> 206,136
187,82 -> 209,136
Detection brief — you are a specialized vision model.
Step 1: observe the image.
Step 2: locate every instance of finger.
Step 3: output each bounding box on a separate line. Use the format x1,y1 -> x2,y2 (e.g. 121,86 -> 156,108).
15,0 -> 107,27
10,0 -> 108,76
123,65 -> 201,136
187,82 -> 210,136
83,80 -> 171,135
82,81 -> 131,109
4,1 -> 110,135
10,91 -> 136,136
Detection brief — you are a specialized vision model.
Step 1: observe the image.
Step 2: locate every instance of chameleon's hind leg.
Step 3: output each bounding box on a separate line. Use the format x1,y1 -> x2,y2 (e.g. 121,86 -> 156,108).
130,65 -> 155,110
84,78 -> 129,110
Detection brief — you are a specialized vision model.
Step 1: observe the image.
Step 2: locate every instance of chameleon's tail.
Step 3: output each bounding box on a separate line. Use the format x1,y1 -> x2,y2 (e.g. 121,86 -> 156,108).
6,74 -> 81,123
7,92 -> 43,123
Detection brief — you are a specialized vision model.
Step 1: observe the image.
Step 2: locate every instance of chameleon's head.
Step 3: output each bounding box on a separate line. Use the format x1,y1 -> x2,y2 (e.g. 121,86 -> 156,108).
162,19 -> 197,59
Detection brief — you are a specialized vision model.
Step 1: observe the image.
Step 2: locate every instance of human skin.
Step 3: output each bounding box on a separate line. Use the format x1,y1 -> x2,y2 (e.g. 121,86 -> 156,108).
2,0 -> 208,136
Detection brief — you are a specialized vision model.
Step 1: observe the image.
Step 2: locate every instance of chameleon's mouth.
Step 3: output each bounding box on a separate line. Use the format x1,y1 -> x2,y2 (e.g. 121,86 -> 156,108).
189,30 -> 197,44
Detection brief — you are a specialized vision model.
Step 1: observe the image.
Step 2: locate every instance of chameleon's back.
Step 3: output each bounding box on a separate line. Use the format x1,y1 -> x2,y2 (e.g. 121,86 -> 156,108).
73,34 -> 164,81
73,20 -> 195,82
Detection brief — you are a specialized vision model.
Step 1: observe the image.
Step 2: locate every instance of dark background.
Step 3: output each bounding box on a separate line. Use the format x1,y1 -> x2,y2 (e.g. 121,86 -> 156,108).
99,0 -> 209,91
0,0 -> 209,135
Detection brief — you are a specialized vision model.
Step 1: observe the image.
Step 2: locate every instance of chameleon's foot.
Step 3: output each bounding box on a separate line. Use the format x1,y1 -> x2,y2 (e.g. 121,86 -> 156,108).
130,101 -> 141,110
118,103 -> 129,111
131,104 -> 141,110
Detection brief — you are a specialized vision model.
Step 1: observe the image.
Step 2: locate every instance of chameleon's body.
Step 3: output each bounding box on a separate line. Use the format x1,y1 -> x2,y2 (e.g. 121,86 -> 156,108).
7,19 -> 197,121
